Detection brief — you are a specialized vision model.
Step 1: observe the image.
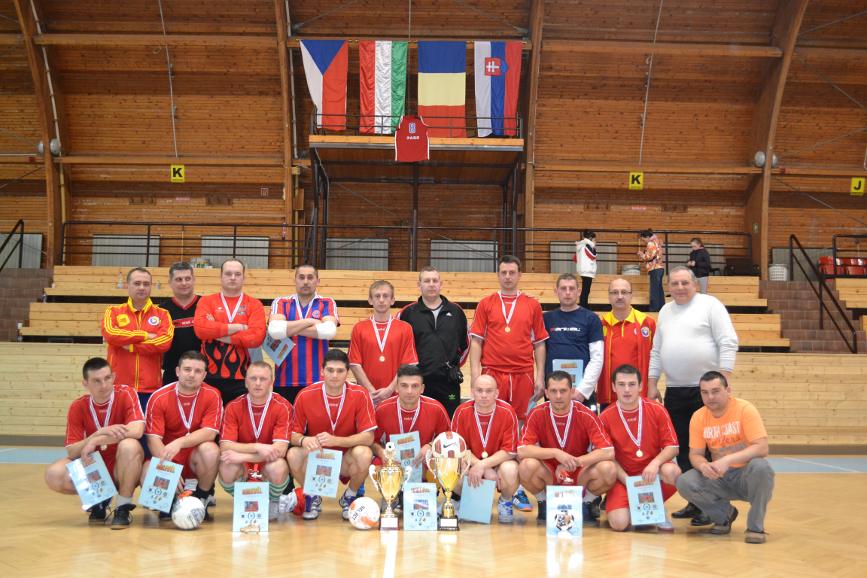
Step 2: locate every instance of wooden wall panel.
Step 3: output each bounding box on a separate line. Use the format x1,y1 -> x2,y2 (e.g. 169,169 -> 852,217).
768,205 -> 867,250
0,193 -> 47,235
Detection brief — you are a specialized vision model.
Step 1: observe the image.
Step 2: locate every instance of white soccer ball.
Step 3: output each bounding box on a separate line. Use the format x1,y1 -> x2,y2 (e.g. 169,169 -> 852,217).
432,431 -> 467,459
171,495 -> 206,530
348,496 -> 381,530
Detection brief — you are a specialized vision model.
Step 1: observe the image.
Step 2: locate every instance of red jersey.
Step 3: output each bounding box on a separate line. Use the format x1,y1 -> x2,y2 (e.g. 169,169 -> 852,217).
194,292 -> 266,380
599,399 -> 678,475
470,292 -> 548,373
395,115 -> 430,162
598,309 -> 656,404
145,382 -> 223,443
520,400 -> 612,458
374,395 -> 451,447
102,298 -> 174,393
348,317 -> 418,390
221,393 -> 293,445
65,384 -> 144,469
451,399 -> 520,457
291,381 -> 377,448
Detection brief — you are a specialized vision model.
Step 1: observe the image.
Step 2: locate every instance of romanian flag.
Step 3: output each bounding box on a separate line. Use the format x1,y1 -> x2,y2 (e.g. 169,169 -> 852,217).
359,41 -> 408,135
300,40 -> 349,131
474,41 -> 522,137
417,41 -> 467,138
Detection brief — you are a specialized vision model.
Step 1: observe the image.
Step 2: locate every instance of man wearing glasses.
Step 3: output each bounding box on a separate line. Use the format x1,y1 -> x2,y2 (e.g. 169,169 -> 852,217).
597,278 -> 656,414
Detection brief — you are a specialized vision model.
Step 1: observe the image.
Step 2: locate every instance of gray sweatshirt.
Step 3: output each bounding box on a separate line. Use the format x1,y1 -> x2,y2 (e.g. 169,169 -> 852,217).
648,293 -> 739,387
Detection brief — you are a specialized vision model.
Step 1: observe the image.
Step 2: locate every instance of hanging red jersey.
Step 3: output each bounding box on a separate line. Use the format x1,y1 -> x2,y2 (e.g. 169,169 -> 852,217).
395,115 -> 430,162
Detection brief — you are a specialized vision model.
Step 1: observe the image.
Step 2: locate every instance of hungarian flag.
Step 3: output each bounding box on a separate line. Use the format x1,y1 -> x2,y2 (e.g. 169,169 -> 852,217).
417,41 -> 467,138
474,41 -> 522,137
300,40 -> 349,131
359,41 -> 408,135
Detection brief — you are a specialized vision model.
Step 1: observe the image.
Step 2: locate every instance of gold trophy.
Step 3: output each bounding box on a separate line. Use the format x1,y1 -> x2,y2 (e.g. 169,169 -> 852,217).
368,442 -> 412,530
425,447 -> 468,531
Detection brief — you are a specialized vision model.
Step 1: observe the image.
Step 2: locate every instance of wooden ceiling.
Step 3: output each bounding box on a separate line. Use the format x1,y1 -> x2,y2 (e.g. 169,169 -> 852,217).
0,1 -> 865,226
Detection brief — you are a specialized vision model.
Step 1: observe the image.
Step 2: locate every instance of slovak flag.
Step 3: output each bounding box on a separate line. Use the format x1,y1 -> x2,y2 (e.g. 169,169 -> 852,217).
474,41 -> 522,137
300,40 -> 349,131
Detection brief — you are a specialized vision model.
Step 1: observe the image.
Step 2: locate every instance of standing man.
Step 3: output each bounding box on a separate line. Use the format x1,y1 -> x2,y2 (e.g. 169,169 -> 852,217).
44,357 -> 145,528
398,266 -> 469,416
575,230 -> 597,309
638,229 -> 665,312
102,267 -> 174,408
517,371 -> 616,524
268,264 -> 339,404
451,375 -> 521,524
145,351 -> 223,519
469,255 -> 548,421
219,361 -> 296,520
543,273 -> 604,409
599,364 -> 680,532
161,262 -> 201,385
288,349 -> 376,521
598,278 -> 656,412
676,372 -> 774,544
194,259 -> 266,405
349,280 -> 418,405
647,266 -> 739,525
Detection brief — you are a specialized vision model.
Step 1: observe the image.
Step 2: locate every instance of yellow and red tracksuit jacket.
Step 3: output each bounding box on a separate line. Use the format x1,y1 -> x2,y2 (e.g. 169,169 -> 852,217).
597,308 -> 655,405
102,297 -> 174,393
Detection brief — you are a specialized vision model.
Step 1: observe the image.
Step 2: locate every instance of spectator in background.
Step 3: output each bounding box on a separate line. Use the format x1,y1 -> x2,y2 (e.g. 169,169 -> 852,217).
575,231 -> 598,309
638,229 -> 665,312
687,238 -> 712,294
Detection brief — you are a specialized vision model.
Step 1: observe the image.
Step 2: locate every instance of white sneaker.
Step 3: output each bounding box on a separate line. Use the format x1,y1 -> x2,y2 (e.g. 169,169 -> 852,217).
497,497 -> 514,524
278,492 -> 298,515
269,501 -> 281,521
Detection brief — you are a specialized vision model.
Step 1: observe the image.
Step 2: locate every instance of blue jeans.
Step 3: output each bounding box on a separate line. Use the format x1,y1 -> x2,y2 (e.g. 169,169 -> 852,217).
649,268 -> 665,312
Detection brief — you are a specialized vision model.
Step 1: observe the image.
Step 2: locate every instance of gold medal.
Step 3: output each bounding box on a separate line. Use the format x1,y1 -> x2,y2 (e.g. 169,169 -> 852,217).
636,449 -> 644,458
504,326 -> 511,333
481,451 -> 489,459
100,444 -> 108,451
379,355 -> 386,362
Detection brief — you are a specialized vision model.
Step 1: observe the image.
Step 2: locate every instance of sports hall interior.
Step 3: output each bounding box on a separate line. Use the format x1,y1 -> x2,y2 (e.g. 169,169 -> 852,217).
0,1 -> 866,576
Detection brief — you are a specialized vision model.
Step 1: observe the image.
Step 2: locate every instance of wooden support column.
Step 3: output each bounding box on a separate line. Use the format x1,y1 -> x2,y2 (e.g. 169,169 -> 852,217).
747,0 -> 810,278
523,0 -> 544,271
275,0 -> 295,267
13,0 -> 63,268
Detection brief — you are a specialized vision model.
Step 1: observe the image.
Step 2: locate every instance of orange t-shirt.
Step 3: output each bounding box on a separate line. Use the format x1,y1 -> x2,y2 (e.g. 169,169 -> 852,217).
688,397 -> 767,468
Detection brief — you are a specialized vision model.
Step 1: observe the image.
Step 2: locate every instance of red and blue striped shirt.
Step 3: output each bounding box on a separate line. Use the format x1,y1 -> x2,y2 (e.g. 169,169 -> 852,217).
270,294 -> 340,388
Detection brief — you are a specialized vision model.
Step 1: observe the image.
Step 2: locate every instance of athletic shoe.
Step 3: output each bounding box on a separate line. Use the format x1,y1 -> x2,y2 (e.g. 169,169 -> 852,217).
206,495 -> 217,508
657,520 -> 675,533
88,499 -> 110,524
302,495 -> 321,520
710,506 -> 738,535
110,503 -> 135,530
589,496 -> 602,520
582,502 -> 599,526
513,488 -> 533,512
497,496 -> 514,524
278,491 -> 298,515
690,513 -> 713,527
536,500 -> 547,524
745,530 -> 767,544
356,483 -> 365,498
394,492 -> 403,515
339,491 -> 357,520
672,502 -> 701,519
158,509 -> 173,521
268,501 -> 281,521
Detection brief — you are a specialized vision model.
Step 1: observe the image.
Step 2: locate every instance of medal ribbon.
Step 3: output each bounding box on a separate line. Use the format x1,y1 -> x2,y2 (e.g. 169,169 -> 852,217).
247,394 -> 273,441
397,401 -> 421,434
176,385 -> 200,433
616,398 -> 644,452
322,383 -> 347,433
498,291 -> 520,327
88,393 -> 115,432
371,316 -> 393,356
474,405 -> 497,455
548,401 -> 574,449
220,292 -> 244,323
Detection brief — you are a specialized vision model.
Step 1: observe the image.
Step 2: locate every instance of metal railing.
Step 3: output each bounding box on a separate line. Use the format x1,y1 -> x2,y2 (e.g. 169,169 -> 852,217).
310,112 -> 523,139
0,219 -> 25,273
789,234 -> 858,353
831,233 -> 867,277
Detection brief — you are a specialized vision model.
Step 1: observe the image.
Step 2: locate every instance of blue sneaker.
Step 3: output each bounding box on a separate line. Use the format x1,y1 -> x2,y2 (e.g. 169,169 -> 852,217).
513,488 -> 533,512
339,490 -> 357,520
302,495 -> 321,520
497,496 -> 514,524
356,483 -> 365,498
582,501 -> 599,527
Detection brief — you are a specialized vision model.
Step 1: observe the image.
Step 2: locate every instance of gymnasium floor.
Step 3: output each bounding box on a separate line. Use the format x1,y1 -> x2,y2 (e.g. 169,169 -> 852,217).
1,448 -> 865,578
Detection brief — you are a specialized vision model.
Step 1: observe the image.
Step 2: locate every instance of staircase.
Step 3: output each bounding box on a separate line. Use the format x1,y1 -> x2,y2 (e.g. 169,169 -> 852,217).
762,280 -> 865,353
0,269 -> 52,342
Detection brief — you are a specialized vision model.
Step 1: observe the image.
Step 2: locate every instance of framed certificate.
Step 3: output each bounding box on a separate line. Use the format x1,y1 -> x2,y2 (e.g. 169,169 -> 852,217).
65,452 -> 117,510
303,449 -> 343,498
626,476 -> 666,525
139,459 -> 182,513
390,431 -> 422,483
546,485 -> 583,537
402,483 -> 438,531
233,481 -> 270,533
553,359 -> 583,389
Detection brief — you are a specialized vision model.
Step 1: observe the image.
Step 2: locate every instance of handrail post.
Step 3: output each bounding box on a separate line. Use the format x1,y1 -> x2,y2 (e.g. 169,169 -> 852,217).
18,220 -> 24,268
145,224 -> 152,266
664,232 -> 670,275
60,221 -> 66,265
819,277 -> 824,330
232,225 -> 238,258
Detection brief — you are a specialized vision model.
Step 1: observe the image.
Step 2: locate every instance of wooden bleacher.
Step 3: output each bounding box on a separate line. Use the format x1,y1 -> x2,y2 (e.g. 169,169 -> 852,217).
2,343 -> 860,449
22,302 -> 789,349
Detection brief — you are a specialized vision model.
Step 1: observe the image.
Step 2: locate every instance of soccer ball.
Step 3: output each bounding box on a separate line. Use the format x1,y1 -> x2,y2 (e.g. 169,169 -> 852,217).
171,495 -> 206,530
431,431 -> 467,459
347,497 -> 381,530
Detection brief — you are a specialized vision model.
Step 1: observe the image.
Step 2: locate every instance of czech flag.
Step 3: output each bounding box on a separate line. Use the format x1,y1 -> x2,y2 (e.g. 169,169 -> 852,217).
418,41 -> 467,138
300,40 -> 349,132
474,41 -> 522,137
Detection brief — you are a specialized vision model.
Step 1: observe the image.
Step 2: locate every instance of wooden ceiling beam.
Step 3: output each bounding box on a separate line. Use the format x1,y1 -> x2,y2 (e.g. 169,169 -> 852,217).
0,33 -> 23,46
56,155 -> 282,166
536,161 -> 761,175
544,39 -> 783,58
33,33 -> 275,48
